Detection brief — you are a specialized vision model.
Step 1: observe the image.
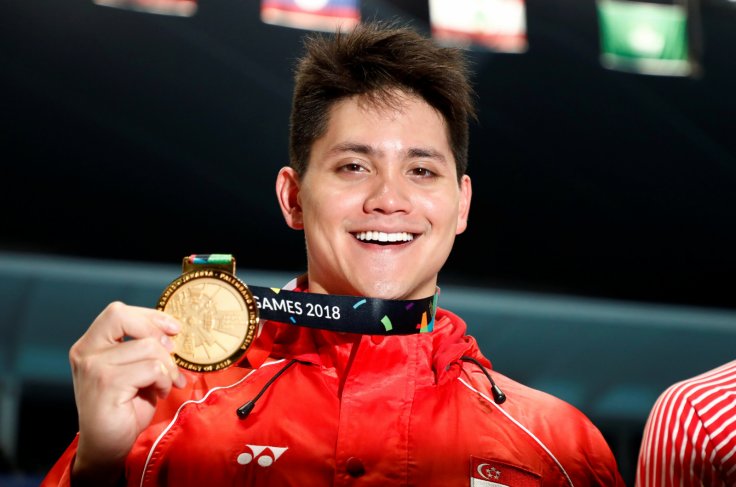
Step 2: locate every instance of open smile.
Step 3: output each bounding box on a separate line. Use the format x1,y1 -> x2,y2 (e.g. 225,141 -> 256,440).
353,231 -> 415,244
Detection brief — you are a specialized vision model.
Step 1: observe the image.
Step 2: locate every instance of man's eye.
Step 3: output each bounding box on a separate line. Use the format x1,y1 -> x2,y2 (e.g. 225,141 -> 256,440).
411,167 -> 435,178
339,162 -> 366,173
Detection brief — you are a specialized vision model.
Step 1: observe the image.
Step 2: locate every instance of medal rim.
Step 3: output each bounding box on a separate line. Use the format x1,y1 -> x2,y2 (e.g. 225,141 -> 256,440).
156,269 -> 259,372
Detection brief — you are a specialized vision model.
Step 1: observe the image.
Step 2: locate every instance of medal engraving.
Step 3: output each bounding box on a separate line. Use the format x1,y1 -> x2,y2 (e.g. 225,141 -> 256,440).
157,270 -> 258,372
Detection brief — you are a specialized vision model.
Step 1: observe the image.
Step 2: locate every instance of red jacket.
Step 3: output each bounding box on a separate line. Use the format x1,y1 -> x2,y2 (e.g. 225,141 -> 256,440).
42,308 -> 624,486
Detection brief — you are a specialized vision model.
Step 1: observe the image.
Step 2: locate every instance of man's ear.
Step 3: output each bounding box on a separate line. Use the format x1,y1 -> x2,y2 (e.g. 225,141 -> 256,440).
276,166 -> 304,230
456,174 -> 472,235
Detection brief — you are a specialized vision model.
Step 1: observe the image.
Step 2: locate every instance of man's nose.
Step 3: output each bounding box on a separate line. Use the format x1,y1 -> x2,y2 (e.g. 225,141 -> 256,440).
363,173 -> 412,214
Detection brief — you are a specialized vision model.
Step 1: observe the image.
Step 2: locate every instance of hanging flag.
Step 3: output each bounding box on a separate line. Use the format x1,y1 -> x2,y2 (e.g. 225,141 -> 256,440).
261,0 -> 360,32
597,0 -> 694,76
429,0 -> 528,53
92,0 -> 196,16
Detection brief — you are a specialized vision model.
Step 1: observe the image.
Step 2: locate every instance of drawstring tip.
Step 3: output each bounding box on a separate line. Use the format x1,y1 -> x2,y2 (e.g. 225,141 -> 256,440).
237,401 -> 255,419
235,358 -> 302,420
460,355 -> 507,405
492,385 -> 507,404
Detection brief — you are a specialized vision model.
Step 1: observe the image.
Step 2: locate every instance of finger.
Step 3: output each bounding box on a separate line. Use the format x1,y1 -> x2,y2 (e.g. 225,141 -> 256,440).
100,337 -> 186,388
74,358 -> 176,416
80,302 -> 182,350
102,336 -> 175,366
108,359 -> 181,401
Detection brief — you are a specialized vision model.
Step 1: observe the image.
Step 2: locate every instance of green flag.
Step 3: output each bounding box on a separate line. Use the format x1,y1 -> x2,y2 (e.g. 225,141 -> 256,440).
597,0 -> 692,76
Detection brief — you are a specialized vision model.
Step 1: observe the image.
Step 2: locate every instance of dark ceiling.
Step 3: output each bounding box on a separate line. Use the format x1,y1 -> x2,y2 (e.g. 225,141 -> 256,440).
2,0 -> 735,310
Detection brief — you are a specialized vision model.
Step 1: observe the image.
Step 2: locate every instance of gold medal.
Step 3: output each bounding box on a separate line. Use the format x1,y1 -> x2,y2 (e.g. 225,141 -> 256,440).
156,256 -> 258,372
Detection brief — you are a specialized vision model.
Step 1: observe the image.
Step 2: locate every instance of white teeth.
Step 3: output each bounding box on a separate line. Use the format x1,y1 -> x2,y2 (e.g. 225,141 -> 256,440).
355,231 -> 414,243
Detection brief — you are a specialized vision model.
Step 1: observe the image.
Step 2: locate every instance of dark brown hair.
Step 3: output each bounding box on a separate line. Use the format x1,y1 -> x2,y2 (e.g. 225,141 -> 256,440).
289,21 -> 476,180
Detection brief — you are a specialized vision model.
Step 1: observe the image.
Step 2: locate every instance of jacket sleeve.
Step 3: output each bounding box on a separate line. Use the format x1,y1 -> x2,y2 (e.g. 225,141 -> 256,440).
574,416 -> 627,486
39,434 -> 79,487
39,367 -> 252,486
473,368 -> 626,486
548,402 -> 626,487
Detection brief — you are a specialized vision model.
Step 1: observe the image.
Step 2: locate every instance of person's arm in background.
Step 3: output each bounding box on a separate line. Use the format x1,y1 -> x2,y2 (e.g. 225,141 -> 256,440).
636,361 -> 736,487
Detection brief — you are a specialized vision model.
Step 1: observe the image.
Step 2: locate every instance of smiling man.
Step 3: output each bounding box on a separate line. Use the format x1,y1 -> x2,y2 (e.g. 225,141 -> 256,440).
278,90 -> 470,300
42,22 -> 624,486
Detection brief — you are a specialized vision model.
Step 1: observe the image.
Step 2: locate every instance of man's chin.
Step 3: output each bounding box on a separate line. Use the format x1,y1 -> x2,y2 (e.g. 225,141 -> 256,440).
351,277 -> 428,301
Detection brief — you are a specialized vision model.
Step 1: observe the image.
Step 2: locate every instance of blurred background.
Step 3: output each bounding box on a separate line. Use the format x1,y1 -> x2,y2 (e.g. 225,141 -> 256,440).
1,0 -> 735,485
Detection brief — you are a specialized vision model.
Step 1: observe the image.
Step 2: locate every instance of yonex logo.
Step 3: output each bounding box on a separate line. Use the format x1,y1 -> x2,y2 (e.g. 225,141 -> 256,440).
236,444 -> 288,467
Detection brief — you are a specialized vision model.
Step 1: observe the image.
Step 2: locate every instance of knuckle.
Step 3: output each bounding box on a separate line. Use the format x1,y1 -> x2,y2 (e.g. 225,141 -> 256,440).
69,342 -> 82,367
153,360 -> 168,378
73,355 -> 97,377
103,301 -> 126,318
139,336 -> 161,356
69,340 -> 93,373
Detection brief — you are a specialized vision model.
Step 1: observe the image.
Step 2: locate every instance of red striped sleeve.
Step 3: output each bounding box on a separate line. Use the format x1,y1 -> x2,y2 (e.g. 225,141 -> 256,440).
636,360 -> 736,487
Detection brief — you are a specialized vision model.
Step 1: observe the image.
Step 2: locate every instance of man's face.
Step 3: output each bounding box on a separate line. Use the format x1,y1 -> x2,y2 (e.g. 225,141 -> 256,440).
277,92 -> 471,300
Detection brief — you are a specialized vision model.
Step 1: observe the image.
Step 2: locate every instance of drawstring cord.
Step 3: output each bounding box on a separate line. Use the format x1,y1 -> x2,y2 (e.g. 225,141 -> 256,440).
237,358 -> 302,419
236,355 -> 505,419
460,355 -> 507,405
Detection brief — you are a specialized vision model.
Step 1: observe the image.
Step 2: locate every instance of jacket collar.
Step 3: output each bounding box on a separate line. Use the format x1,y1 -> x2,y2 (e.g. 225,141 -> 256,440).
251,276 -> 492,385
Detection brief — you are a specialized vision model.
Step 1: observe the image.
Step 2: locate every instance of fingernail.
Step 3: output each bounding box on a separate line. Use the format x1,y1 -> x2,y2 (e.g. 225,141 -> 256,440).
158,361 -> 169,377
171,358 -> 186,387
160,335 -> 175,352
156,314 -> 181,333
170,366 -> 180,383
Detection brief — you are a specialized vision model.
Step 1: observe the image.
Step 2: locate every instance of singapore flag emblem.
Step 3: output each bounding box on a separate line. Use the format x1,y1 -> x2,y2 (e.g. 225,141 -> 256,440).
470,457 -> 541,487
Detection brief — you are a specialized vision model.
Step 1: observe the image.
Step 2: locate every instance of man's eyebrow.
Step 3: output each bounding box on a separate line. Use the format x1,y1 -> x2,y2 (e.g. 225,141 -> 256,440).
328,142 -> 377,156
407,147 -> 447,163
328,143 -> 447,163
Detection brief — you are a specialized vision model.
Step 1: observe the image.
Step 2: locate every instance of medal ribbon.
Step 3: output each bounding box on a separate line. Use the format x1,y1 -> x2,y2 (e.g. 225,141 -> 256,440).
187,254 -> 437,335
